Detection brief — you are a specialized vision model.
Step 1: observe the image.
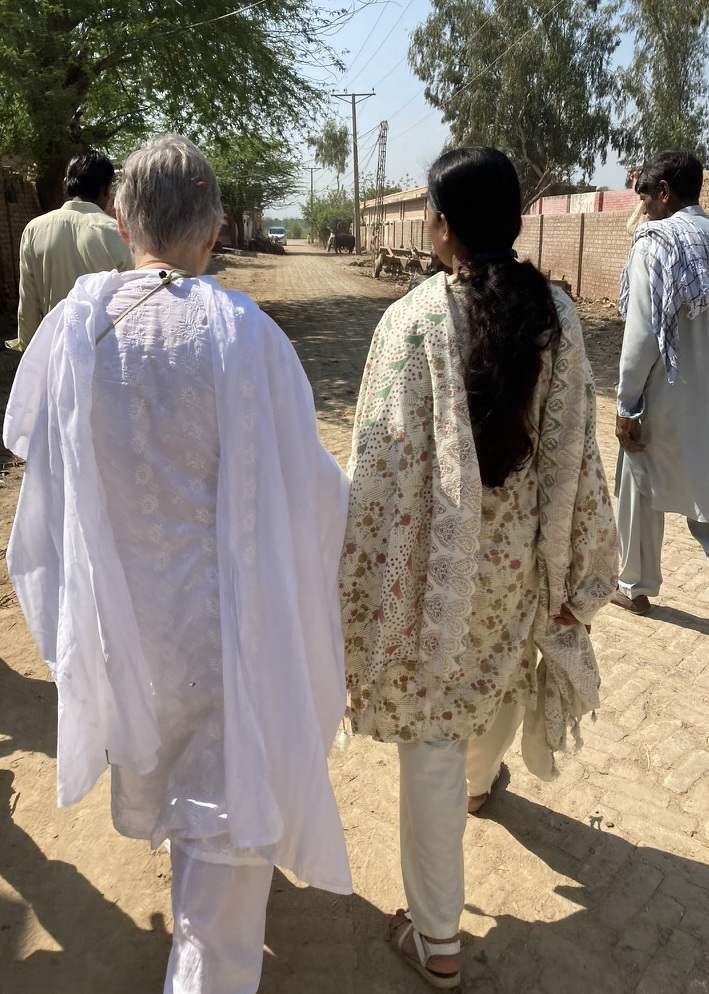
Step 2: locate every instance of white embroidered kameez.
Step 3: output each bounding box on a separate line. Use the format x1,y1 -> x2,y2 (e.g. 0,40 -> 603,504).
94,275 -> 230,860
5,269 -> 352,891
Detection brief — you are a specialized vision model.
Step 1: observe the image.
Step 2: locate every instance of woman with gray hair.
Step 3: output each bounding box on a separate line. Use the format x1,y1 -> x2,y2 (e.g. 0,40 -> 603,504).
4,135 -> 352,993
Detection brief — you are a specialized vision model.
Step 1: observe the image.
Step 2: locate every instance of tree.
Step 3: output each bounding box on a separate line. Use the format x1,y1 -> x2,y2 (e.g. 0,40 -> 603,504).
302,189 -> 354,246
309,119 -> 350,190
359,173 -> 416,204
0,0 -> 346,209
614,1 -> 709,163
409,0 -> 621,210
210,135 -> 301,248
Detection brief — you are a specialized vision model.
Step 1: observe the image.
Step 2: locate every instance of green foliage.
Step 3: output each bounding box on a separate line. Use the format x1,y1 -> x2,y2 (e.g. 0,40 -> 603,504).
0,0 -> 344,207
615,1 -> 709,163
209,135 -> 301,217
309,119 -> 350,188
359,172 -> 416,203
302,188 -> 354,245
409,0 -> 621,209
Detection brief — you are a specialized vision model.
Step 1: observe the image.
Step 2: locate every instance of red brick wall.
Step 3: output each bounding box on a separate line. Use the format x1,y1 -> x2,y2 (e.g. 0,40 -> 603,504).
601,189 -> 639,213
540,194 -> 570,214
0,170 -> 39,312
579,211 -> 633,299
540,214 -> 583,288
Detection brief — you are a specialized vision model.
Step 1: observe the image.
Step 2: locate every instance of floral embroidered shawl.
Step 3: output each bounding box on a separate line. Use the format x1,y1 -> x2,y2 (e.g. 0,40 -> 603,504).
340,272 -> 617,778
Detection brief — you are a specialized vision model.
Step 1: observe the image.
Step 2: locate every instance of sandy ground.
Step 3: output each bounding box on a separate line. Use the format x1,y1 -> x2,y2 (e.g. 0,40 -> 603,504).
1,242 -> 708,994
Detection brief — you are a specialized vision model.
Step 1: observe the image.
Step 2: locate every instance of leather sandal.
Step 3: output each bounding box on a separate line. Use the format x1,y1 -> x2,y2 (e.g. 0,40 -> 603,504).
387,909 -> 461,989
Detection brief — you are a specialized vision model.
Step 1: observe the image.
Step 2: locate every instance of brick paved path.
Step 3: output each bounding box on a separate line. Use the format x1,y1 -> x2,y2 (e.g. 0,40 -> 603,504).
1,243 -> 708,994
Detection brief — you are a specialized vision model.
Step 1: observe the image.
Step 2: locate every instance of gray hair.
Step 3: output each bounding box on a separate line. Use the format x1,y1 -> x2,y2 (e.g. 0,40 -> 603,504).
115,134 -> 223,254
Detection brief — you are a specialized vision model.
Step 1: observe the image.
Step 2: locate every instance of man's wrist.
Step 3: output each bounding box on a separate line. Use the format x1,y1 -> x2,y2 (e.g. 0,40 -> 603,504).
617,397 -> 644,420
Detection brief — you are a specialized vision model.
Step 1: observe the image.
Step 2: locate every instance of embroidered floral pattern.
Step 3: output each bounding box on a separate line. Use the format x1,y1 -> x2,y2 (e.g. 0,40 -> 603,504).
340,274 -> 617,759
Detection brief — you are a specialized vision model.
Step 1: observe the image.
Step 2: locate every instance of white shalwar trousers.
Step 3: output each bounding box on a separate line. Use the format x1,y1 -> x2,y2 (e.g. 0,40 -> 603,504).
617,454 -> 709,598
164,842 -> 274,994
398,701 -> 523,939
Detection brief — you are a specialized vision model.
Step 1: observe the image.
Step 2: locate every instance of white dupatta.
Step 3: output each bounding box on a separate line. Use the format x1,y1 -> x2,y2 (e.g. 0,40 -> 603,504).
4,271 -> 352,894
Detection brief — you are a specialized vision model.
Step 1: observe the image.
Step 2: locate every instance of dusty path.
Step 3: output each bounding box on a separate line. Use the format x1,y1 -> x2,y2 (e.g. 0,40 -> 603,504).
1,242 -> 708,994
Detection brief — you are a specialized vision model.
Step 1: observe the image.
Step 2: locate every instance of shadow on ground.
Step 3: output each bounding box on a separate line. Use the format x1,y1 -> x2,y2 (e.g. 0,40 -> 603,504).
261,787 -> 709,994
648,605 -> 709,635
0,770 -> 171,994
0,655 -> 56,758
257,293 -> 394,425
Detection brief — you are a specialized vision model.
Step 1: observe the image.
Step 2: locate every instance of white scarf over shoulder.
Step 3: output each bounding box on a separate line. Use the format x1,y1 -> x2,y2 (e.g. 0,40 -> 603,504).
4,271 -> 352,894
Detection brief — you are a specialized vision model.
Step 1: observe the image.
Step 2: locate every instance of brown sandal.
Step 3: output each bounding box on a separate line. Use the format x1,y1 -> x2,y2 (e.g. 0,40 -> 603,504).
387,909 -> 461,989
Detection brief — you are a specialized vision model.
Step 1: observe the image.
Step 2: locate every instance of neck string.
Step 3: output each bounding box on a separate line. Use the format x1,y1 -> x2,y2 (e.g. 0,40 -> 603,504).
95,269 -> 192,346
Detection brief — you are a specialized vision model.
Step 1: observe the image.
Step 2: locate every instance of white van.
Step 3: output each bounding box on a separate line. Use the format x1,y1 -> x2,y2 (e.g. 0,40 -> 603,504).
268,226 -> 287,247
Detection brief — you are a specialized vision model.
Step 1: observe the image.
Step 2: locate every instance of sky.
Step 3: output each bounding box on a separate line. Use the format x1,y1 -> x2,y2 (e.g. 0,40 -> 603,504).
275,0 -> 636,215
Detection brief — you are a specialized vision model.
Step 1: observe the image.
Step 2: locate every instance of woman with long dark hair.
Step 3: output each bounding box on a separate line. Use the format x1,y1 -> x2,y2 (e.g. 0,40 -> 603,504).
340,147 -> 617,988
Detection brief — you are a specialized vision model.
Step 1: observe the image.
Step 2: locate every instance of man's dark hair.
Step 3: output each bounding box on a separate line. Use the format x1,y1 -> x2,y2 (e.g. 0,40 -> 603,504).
64,152 -> 115,201
636,150 -> 704,202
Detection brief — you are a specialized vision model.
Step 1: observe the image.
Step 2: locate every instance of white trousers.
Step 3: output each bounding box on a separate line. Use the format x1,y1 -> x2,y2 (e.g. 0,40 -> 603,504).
398,701 -> 523,939
164,843 -> 274,994
617,455 -> 709,598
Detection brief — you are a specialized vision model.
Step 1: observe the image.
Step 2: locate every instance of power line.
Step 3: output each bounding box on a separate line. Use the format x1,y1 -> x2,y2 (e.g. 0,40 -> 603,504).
359,139 -> 379,176
371,53 -> 408,89
358,123 -> 381,142
343,0 -> 392,81
167,0 -> 270,34
348,0 -> 415,88
310,134 -> 378,195
369,0 -> 499,91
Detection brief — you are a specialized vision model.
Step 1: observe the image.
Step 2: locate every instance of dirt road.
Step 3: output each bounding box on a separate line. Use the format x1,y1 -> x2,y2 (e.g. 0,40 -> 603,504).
1,243 -> 708,994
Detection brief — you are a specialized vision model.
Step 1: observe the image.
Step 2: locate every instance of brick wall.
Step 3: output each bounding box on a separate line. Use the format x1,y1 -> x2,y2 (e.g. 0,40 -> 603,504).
579,211 -> 633,299
540,194 -> 570,214
513,209 -> 634,299
0,170 -> 39,313
540,214 -> 583,289
601,189 -> 639,212
363,172 -> 709,300
362,217 -> 430,253
570,191 -> 601,214
515,215 -> 542,266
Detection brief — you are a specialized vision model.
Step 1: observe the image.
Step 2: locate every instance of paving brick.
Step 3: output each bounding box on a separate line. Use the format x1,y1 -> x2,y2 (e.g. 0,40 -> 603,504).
650,727 -> 702,769
679,775 -> 709,837
635,929 -> 702,993
664,751 -> 709,793
600,779 -> 678,813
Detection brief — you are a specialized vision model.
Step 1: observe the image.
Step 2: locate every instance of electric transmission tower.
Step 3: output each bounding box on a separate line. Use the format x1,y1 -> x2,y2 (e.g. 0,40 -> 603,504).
372,121 -> 389,254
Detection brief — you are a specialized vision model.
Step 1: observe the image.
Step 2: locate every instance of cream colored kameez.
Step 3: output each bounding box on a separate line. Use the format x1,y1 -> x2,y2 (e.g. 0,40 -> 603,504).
340,272 -> 617,777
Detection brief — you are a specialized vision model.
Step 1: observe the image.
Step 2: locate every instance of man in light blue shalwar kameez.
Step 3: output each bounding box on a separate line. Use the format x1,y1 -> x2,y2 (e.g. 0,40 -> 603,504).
613,151 -> 709,615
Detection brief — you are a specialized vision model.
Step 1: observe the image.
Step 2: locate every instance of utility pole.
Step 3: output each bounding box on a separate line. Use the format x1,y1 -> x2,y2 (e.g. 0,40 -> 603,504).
305,165 -> 320,244
331,90 -> 374,254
